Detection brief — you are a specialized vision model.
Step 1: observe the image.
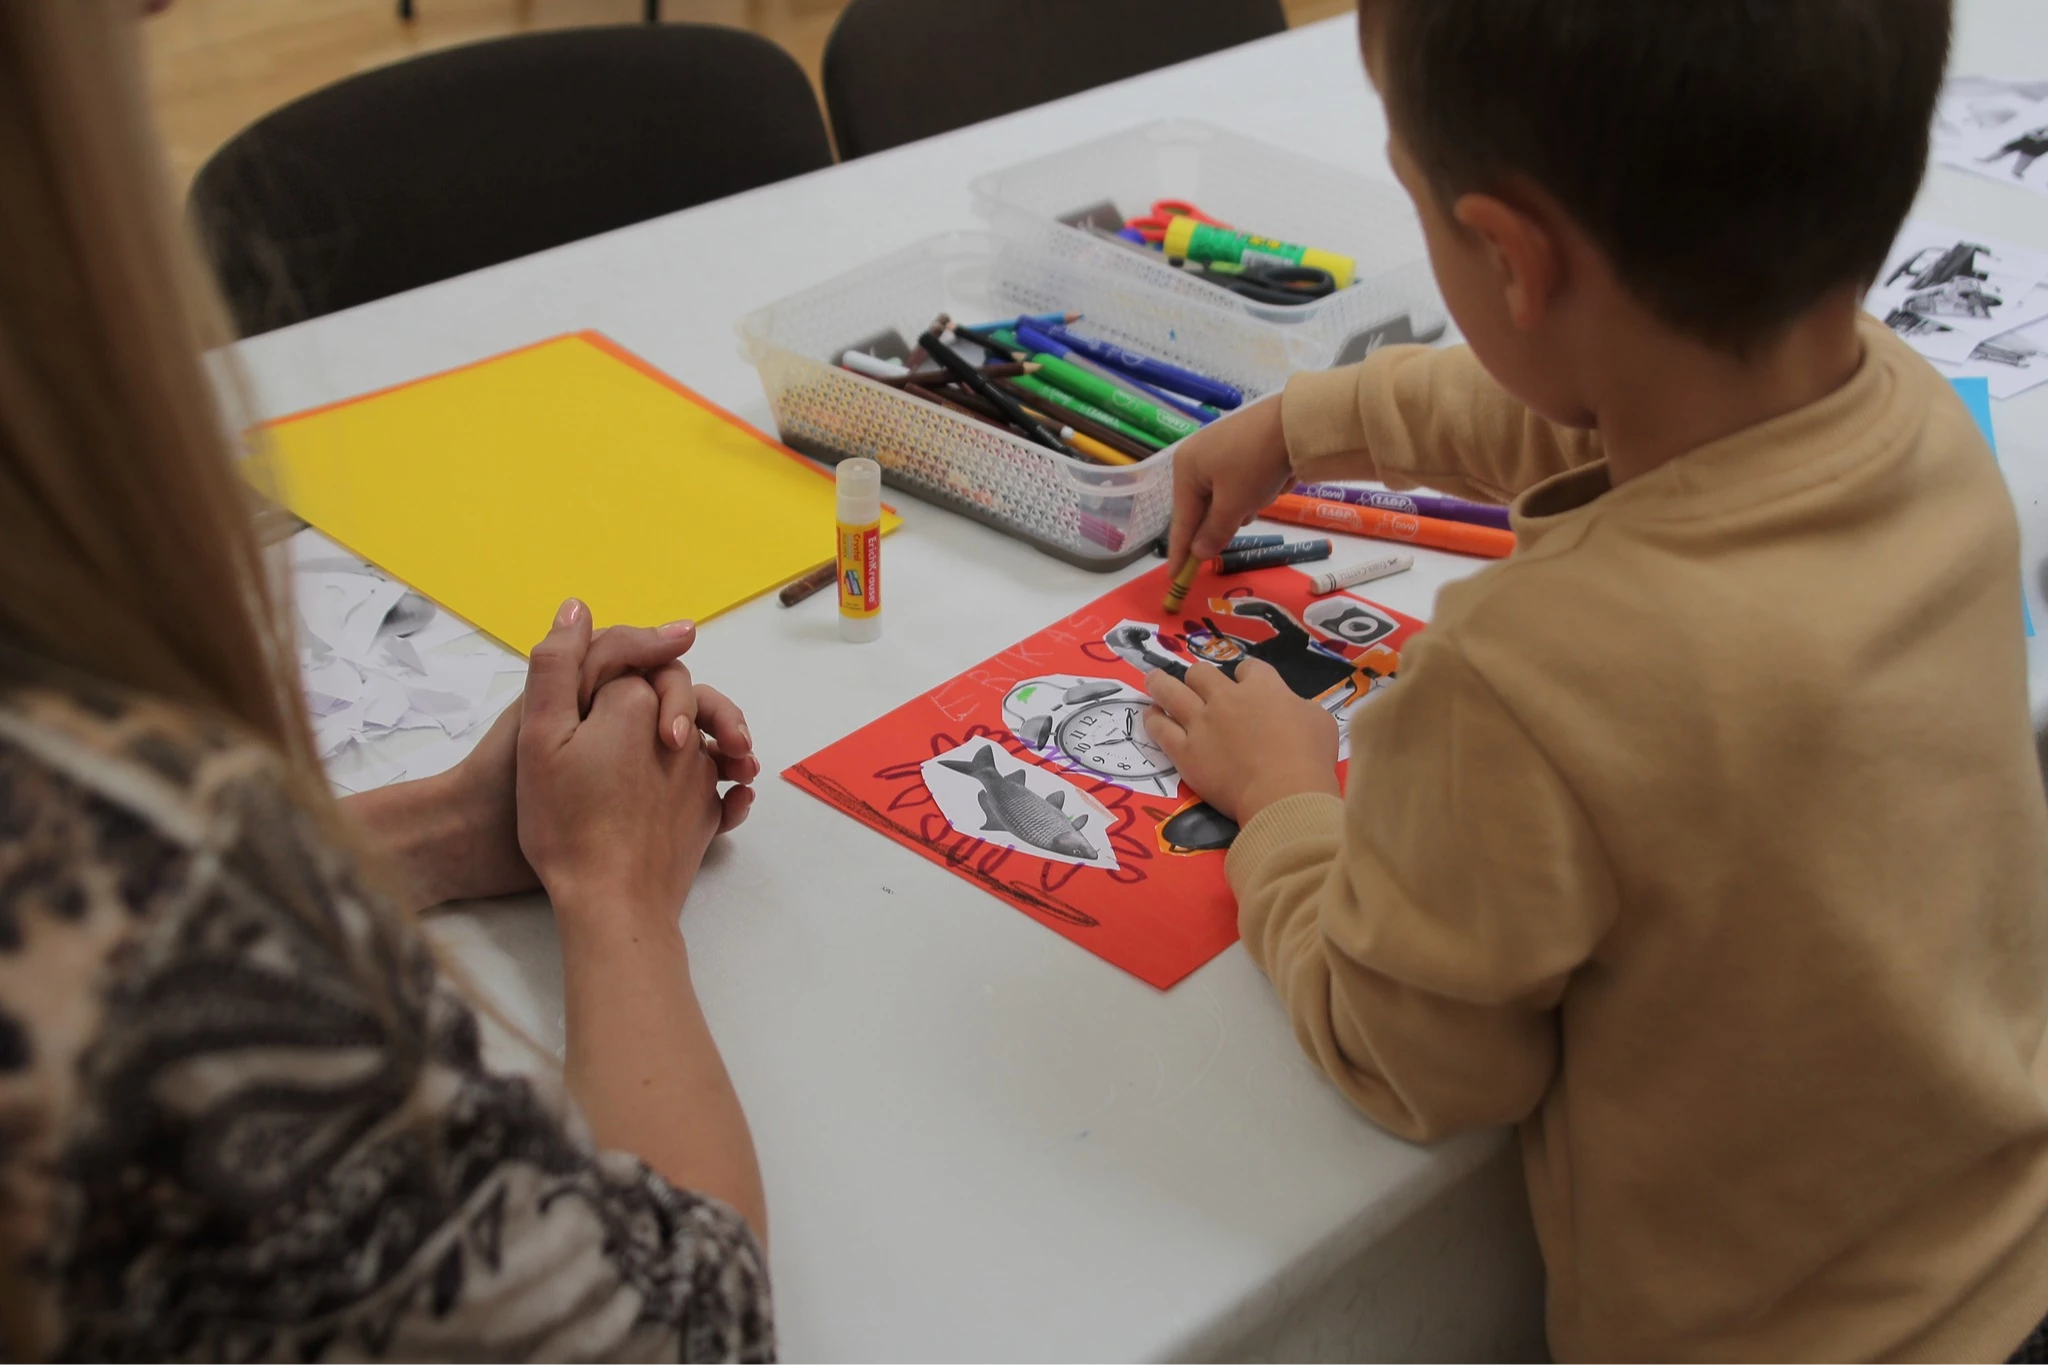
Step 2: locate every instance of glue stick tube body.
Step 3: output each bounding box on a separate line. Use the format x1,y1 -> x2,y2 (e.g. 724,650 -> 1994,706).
1161,216 -> 1356,289
836,459 -> 882,642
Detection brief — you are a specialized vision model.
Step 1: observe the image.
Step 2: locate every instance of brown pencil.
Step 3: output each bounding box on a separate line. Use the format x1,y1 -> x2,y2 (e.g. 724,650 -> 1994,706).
777,556 -> 838,607
991,378 -> 1156,461
905,382 -> 1015,432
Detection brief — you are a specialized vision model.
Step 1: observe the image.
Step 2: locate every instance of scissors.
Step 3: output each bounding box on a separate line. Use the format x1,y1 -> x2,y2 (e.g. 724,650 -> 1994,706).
1175,257 -> 1338,306
1121,198 -> 1234,243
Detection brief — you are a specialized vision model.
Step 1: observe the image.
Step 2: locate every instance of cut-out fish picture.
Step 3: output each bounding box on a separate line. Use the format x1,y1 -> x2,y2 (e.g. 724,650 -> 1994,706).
920,741 -> 1119,869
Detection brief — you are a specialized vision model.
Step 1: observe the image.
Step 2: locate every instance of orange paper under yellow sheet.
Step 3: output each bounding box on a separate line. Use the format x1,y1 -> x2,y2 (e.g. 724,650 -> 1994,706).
262,331 -> 897,653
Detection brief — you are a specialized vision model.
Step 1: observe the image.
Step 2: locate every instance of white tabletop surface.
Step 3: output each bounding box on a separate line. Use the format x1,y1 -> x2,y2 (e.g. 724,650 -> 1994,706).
227,6 -> 2048,1359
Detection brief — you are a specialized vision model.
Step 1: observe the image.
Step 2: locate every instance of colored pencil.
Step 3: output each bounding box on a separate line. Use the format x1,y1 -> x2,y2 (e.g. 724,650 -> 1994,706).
1016,321 -> 1217,424
1263,493 -> 1517,558
1026,350 -> 1201,444
918,329 -> 1072,456
994,378 -> 1159,459
1001,374 -> 1166,451
905,381 -> 1010,431
1037,322 -> 1244,410
777,557 -> 838,607
904,379 -> 1137,468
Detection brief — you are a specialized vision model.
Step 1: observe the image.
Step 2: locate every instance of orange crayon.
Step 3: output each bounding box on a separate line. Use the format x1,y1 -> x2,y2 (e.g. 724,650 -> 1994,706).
1262,493 -> 1516,559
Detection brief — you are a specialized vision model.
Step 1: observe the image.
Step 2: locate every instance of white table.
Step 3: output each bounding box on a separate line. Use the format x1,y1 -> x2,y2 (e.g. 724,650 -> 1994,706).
230,7 -> 2048,1359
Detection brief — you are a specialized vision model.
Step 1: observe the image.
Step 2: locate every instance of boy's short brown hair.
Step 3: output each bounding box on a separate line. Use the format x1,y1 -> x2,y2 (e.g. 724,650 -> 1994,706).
1371,0 -> 1952,350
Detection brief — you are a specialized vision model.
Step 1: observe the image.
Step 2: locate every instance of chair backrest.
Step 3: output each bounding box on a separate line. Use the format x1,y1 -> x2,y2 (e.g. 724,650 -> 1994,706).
190,24 -> 833,336
821,0 -> 1289,160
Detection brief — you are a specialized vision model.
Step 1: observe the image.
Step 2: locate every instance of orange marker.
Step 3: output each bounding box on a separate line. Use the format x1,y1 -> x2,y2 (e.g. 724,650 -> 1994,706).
1262,493 -> 1516,559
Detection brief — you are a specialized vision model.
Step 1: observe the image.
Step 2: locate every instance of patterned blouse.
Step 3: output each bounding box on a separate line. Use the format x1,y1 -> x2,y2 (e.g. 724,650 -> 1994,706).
0,675 -> 772,1362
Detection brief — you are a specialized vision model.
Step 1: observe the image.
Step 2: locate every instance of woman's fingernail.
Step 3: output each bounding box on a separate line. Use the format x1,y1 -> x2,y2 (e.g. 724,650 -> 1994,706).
673,718 -> 690,746
556,598 -> 583,627
739,724 -> 752,749
659,620 -> 695,641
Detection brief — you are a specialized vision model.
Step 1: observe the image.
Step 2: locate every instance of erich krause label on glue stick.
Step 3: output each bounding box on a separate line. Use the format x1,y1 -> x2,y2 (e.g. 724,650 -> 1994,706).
835,458 -> 882,643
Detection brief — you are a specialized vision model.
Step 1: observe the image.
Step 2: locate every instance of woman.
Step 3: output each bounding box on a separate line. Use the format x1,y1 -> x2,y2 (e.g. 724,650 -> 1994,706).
0,2 -> 770,1358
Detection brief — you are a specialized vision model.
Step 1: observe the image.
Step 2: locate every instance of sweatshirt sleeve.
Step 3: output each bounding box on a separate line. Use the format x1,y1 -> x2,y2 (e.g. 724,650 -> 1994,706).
1280,344 -> 1603,502
1225,629 -> 1618,1142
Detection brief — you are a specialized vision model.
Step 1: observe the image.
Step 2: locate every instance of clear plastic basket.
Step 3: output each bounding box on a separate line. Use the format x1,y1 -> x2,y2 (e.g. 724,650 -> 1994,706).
971,119 -> 1444,368
738,230 -> 1439,569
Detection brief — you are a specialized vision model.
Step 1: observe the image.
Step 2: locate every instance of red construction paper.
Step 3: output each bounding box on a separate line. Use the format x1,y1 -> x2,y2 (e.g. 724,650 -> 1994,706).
784,562 -> 1426,989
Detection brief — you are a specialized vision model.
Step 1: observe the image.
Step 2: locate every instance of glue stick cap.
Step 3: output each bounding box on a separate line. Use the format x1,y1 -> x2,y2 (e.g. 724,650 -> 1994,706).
1161,215 -> 1199,260
836,457 -> 881,521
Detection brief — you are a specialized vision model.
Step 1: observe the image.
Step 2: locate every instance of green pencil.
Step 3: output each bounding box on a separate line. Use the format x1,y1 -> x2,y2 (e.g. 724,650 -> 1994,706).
1026,351 -> 1201,444
1007,373 -> 1167,450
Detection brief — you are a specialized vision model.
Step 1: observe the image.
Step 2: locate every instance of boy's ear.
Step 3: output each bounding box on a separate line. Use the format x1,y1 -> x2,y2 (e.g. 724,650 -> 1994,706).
1451,192 -> 1561,331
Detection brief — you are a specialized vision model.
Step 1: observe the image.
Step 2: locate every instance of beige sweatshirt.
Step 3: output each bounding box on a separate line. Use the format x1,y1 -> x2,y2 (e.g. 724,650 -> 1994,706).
1232,318 -> 2048,1362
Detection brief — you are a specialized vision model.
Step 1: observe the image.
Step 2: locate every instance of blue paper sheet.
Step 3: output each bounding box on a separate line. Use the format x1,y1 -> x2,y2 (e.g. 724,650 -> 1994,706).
1951,375 -> 2035,637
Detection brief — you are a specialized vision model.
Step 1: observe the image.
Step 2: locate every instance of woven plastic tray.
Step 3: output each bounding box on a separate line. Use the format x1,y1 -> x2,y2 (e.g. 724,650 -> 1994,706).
737,230 -> 1440,570
971,119 -> 1444,368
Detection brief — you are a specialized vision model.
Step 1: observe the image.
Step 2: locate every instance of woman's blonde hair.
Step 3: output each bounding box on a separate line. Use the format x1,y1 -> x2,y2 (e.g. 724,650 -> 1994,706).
0,0 -> 322,782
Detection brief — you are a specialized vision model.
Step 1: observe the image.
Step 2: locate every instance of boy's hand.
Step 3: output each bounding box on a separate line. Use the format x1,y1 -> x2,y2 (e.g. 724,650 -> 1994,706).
1143,659 -> 1341,823
1166,397 -> 1298,576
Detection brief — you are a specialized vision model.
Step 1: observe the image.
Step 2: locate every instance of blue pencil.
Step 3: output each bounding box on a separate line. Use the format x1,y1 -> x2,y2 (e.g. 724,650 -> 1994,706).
1039,323 -> 1243,411
1014,321 -> 1217,425
964,310 -> 1081,333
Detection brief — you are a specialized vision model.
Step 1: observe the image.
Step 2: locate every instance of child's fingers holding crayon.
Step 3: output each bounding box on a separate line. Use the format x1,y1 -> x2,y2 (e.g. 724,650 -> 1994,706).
1166,395 -> 1298,576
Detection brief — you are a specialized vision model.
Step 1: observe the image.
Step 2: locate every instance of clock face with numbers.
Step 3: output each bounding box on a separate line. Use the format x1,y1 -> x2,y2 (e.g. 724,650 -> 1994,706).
1054,699 -> 1177,779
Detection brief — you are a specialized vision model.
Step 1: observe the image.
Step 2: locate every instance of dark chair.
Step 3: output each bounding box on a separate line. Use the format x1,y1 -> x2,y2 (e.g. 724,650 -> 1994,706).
821,0 -> 1289,160
398,2 -> 661,22
190,25 -> 832,336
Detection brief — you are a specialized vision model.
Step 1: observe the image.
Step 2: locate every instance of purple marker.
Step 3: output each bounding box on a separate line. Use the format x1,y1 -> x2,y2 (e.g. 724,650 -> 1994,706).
1293,483 -> 1512,531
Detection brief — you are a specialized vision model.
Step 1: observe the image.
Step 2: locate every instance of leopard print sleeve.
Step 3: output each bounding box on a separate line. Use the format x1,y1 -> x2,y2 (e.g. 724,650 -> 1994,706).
0,686 -> 772,1363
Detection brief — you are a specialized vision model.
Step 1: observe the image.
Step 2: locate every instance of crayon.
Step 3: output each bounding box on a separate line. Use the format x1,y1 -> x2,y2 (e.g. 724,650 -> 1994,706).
1293,483 -> 1512,531
919,329 -> 1072,456
1217,539 -> 1332,573
777,556 -> 838,607
1037,323 -> 1243,410
1027,351 -> 1201,444
1263,494 -> 1517,558
1224,534 -> 1283,551
1163,557 -> 1200,614
1310,552 -> 1414,594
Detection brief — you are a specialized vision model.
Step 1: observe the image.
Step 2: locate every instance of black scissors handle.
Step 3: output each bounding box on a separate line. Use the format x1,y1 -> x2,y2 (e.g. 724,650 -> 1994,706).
1172,258 -> 1339,307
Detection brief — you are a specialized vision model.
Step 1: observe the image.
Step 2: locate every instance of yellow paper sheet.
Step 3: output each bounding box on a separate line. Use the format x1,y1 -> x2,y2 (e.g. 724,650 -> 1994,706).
262,331 -> 898,654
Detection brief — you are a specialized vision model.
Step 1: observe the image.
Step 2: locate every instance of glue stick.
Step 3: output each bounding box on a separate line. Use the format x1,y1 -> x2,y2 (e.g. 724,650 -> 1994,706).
835,459 -> 882,643
1161,216 -> 1356,290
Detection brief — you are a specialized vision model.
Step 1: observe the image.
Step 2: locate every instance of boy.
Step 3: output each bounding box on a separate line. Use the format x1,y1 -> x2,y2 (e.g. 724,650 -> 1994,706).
1144,2 -> 2048,1360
